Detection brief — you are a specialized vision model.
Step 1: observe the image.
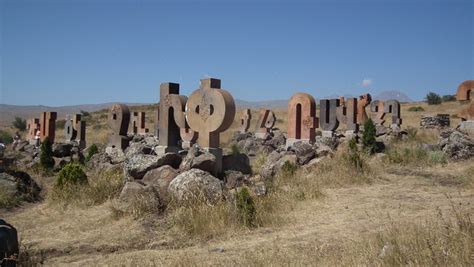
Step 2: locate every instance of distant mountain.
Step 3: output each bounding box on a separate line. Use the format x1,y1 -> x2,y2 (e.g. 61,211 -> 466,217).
374,91 -> 413,103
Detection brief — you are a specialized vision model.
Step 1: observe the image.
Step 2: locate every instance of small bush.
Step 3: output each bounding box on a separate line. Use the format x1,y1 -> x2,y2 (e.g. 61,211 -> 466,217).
405,126 -> 418,140
408,106 -> 425,112
55,163 -> 88,189
345,138 -> 364,171
39,139 -> 55,169
230,143 -> 241,156
85,144 -> 99,162
362,119 -> 377,154
0,130 -> 13,144
280,161 -> 297,177
426,92 -> 442,105
12,117 -> 26,131
235,187 -> 256,227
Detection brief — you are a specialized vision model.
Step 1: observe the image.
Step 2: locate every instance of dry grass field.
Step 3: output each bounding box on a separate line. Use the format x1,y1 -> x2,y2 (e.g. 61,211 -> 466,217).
1,100 -> 474,266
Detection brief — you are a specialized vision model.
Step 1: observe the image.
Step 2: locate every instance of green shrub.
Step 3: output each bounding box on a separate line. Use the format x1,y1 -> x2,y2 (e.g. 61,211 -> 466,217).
362,118 -> 377,154
442,94 -> 456,102
346,138 -> 363,171
12,117 -> 26,131
235,187 -> 256,227
85,144 -> 99,162
230,143 -> 241,156
408,106 -> 425,112
0,130 -> 13,144
40,139 -> 55,169
426,92 -> 442,105
280,161 -> 297,177
55,163 -> 88,189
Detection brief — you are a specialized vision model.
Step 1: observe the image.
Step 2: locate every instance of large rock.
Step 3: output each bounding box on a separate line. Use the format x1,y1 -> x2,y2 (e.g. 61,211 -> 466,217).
179,147 -> 217,174
439,129 -> 474,160
52,143 -> 74,157
0,219 -> 19,266
142,165 -> 179,202
259,151 -> 283,179
291,142 -> 316,165
124,152 -> 181,180
222,153 -> 252,174
0,171 -> 41,205
224,170 -> 249,189
105,147 -> 126,164
168,169 -> 223,204
115,181 -> 161,213
264,130 -> 286,149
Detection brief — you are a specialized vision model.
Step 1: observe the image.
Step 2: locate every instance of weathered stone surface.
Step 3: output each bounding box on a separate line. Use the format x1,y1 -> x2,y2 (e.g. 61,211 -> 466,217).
105,147 -> 126,164
116,181 -> 161,212
287,93 -> 317,147
0,219 -> 19,266
108,104 -> 131,150
26,118 -> 40,143
370,100 -> 385,125
291,142 -> 316,165
65,114 -> 86,149
142,165 -> 179,202
222,153 -> 252,174
420,114 -> 450,128
239,109 -> 251,133
0,170 -> 41,203
384,100 -> 402,127
224,170 -> 249,189
255,109 -> 276,139
458,120 -> 474,135
259,151 -> 283,179
439,129 -> 474,160
52,143 -> 74,157
40,111 -> 57,143
124,153 -> 181,180
168,169 -> 223,203
129,111 -> 149,135
158,83 -> 187,152
456,80 -> 473,101
179,147 -> 217,174
320,99 -> 339,131
180,128 -> 197,150
357,93 -> 372,124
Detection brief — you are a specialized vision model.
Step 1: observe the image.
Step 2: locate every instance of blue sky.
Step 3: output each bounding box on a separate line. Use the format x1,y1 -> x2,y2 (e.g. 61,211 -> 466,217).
1,0 -> 472,106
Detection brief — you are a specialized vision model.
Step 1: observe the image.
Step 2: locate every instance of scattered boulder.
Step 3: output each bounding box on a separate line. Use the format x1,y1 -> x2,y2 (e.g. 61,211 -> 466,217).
124,152 -> 181,180
224,170 -> 249,189
259,151 -> 283,179
52,143 -> 74,157
420,114 -> 450,129
222,153 -> 252,174
179,147 -> 217,174
439,129 -> 474,160
0,170 -> 41,205
142,165 -> 179,202
168,169 -> 223,204
105,147 -> 126,164
115,181 -> 161,213
0,219 -> 19,266
291,142 -> 316,165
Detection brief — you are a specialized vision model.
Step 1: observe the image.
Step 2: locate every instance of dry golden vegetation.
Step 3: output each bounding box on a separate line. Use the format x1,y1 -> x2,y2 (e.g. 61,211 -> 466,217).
1,101 -> 474,265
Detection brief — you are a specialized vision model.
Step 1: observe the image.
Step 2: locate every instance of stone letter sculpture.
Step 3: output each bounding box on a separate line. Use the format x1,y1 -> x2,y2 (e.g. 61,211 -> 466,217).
357,93 -> 372,125
370,100 -> 385,125
157,83 -> 188,153
287,93 -> 317,147
255,109 -> 276,139
27,118 -> 40,144
456,80 -> 474,120
129,112 -> 149,135
320,99 -> 339,136
383,100 -> 402,128
65,114 -> 86,149
180,128 -> 198,150
40,112 -> 57,143
239,109 -> 251,133
336,97 -> 358,132
108,104 -> 130,150
186,78 -> 236,174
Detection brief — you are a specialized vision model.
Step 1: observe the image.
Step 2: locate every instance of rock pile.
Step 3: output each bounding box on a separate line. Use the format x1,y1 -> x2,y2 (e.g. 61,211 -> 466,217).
439,129 -> 474,160
420,114 -> 450,129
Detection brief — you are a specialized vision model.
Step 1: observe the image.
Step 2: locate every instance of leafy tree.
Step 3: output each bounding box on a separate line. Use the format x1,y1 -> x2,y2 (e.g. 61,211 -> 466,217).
362,118 -> 377,154
40,139 -> 55,169
12,117 -> 26,131
442,95 -> 456,102
425,92 -> 442,105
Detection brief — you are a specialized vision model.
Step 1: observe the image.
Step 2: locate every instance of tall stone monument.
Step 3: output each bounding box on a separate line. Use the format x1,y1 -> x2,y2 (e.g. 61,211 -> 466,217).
156,83 -> 188,153
320,99 -> 339,137
336,97 -> 358,134
255,109 -> 276,139
287,93 -> 317,147
239,109 -> 251,133
108,104 -> 130,150
456,80 -> 474,133
370,100 -> 386,125
40,112 -> 57,143
186,78 -> 236,175
357,93 -> 372,125
129,111 -> 149,135
26,118 -> 40,145
65,114 -> 86,149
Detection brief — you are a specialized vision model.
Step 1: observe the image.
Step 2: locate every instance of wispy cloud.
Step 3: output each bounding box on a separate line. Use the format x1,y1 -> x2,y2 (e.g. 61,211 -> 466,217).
362,78 -> 373,87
